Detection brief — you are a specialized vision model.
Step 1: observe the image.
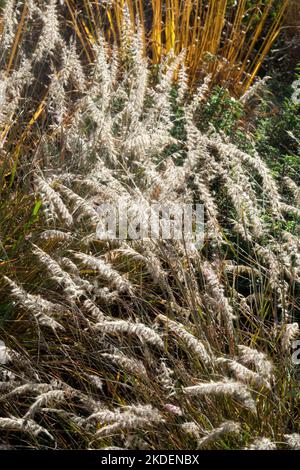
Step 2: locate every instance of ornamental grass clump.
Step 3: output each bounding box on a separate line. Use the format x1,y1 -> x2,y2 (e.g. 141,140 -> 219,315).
0,0 -> 299,450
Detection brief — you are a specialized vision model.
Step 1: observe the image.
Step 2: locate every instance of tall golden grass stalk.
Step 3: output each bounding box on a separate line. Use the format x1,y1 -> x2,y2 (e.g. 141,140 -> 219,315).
67,0 -> 291,94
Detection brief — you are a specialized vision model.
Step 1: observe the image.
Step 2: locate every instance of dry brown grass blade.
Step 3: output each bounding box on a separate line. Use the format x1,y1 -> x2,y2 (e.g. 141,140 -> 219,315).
6,1 -> 28,74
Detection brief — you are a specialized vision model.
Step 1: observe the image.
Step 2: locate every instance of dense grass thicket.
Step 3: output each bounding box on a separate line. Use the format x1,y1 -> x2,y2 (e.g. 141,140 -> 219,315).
0,0 -> 299,450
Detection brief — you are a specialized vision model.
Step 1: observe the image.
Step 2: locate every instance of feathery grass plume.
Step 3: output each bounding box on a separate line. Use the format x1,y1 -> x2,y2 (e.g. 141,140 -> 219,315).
101,350 -> 148,381
237,346 -> 274,382
4,276 -> 65,331
280,203 -> 300,219
247,437 -> 277,450
84,374 -> 103,392
188,75 -> 212,114
283,176 -> 300,206
0,381 -> 18,393
0,347 -> 40,382
0,417 -> 54,441
197,421 -> 241,449
230,146 -> 282,218
86,97 -> 117,165
177,62 -> 188,104
181,421 -> 202,441
0,59 -> 33,131
202,139 -> 265,237
82,299 -> 105,322
23,390 -> 68,419
35,177 -> 73,227
39,230 -> 73,242
254,244 -> 283,295
92,285 -> 119,304
33,0 -> 62,62
124,433 -> 150,450
284,433 -> 300,450
281,323 -> 299,352
0,340 -> 10,365
192,175 -> 222,241
59,257 -> 80,275
61,40 -> 86,92
87,404 -> 163,436
73,252 -> 133,294
113,244 -> 148,264
138,243 -> 169,286
120,3 -> 135,61
216,358 -> 271,390
157,314 -> 213,366
91,34 -> 111,101
47,69 -> 67,127
240,76 -> 271,104
94,320 -> 164,350
202,134 -> 282,221
184,380 -> 257,414
281,232 -> 300,279
157,359 -> 176,397
201,261 -> 236,353
0,383 -> 56,402
0,0 -> 18,48
32,245 -> 84,300
56,184 -> 100,225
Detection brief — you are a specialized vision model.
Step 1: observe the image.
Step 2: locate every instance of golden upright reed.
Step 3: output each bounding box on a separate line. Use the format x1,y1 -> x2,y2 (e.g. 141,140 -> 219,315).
68,0 -> 290,94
